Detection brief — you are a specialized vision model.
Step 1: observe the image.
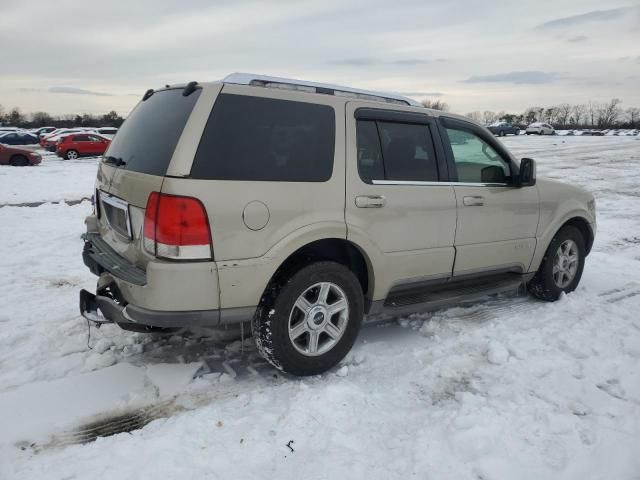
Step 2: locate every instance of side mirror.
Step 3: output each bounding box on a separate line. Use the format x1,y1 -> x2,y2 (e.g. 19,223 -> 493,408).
518,158 -> 536,187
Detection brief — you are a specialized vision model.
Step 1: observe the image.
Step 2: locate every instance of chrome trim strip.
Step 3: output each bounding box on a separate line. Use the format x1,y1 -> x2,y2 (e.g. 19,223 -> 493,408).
371,180 -> 509,187
100,191 -> 132,239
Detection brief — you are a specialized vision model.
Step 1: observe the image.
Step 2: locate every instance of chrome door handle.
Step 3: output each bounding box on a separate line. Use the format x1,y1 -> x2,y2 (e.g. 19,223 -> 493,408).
463,196 -> 484,206
355,195 -> 386,208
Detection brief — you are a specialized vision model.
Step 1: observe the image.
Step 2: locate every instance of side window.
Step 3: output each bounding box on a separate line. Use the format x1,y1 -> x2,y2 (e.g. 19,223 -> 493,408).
192,94 -> 335,182
445,127 -> 511,184
378,122 -> 438,182
356,119 -> 439,182
356,120 -> 384,182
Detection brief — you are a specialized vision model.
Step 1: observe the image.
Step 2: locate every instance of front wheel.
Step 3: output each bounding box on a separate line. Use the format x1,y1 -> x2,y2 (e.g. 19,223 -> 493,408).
529,225 -> 586,301
65,149 -> 79,160
253,261 -> 364,376
10,155 -> 29,166
499,130 -> 505,137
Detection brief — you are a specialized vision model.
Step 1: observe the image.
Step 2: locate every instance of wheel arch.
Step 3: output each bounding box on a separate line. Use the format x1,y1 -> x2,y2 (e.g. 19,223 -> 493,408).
562,216 -> 594,254
264,238 -> 375,313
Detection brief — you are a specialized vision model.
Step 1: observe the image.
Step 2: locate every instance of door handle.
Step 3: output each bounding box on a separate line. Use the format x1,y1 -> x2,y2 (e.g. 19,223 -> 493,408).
463,196 -> 484,206
355,195 -> 386,208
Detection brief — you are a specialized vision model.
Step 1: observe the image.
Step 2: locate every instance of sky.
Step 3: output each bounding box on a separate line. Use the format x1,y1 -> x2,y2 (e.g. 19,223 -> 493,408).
0,0 -> 639,117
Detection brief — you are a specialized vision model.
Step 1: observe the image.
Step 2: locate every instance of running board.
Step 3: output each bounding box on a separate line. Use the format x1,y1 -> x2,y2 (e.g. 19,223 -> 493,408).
382,273 -> 532,317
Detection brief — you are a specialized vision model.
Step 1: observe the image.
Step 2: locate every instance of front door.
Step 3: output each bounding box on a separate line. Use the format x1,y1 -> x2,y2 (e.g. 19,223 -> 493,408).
345,102 -> 457,297
439,118 -> 539,275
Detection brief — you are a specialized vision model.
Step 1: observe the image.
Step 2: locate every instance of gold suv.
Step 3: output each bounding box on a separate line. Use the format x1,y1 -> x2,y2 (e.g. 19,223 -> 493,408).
80,74 -> 596,376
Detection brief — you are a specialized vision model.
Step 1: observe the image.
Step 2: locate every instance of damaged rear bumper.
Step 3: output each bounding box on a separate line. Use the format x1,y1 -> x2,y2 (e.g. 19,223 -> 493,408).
79,283 -> 221,328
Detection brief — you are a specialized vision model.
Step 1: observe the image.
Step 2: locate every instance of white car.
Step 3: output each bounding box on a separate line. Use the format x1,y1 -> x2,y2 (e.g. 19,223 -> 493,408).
526,122 -> 555,135
91,127 -> 118,139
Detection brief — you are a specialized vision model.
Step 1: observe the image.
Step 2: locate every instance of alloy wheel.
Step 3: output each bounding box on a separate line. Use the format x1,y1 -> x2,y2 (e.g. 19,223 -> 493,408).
553,239 -> 579,288
288,282 -> 349,357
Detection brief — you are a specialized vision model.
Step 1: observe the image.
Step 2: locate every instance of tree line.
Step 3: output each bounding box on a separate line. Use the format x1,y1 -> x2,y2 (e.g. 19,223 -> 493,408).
0,104 -> 125,128
422,98 -> 639,129
3,98 -> 639,130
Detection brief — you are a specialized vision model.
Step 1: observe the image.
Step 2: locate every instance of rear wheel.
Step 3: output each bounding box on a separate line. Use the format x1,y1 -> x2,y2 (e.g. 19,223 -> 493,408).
253,261 -> 364,376
65,149 -> 79,160
10,155 -> 29,167
514,129 -> 520,135
499,130 -> 505,137
529,225 -> 586,301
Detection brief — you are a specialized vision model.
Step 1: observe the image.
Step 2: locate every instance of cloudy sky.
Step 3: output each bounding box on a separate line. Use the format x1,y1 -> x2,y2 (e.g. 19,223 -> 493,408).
1,0 -> 639,117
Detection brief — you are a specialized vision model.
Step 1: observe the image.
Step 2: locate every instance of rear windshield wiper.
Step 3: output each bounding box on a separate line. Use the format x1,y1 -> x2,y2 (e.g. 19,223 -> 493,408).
103,155 -> 126,167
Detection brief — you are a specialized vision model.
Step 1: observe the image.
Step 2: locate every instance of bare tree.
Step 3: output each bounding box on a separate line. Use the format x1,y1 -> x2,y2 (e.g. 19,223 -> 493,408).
421,98 -> 449,111
524,107 -> 539,124
482,111 -> 497,124
626,107 -> 640,128
571,104 -> 586,126
31,111 -> 54,125
597,98 -> 622,127
556,104 -> 572,126
6,107 -> 25,126
0,104 -> 5,124
465,111 -> 482,122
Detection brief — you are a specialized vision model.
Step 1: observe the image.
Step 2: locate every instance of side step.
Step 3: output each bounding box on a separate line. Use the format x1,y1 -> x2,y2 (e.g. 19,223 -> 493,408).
382,273 -> 530,317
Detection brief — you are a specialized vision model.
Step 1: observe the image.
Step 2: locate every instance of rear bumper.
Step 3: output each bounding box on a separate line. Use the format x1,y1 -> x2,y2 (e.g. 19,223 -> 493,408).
81,231 -> 255,327
79,286 -> 220,328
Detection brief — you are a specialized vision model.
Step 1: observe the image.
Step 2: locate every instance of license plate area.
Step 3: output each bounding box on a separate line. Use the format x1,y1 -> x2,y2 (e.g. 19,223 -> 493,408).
100,191 -> 132,240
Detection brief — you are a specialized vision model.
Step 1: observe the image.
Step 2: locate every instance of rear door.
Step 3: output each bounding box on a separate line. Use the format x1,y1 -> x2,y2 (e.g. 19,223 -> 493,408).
345,103 -> 457,293
439,117 -> 538,275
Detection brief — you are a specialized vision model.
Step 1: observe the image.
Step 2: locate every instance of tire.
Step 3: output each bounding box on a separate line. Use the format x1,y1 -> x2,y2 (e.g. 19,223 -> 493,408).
10,155 -> 29,166
528,225 -> 586,301
499,130 -> 505,137
253,261 -> 364,376
538,131 -> 544,135
514,129 -> 520,135
65,149 -> 79,160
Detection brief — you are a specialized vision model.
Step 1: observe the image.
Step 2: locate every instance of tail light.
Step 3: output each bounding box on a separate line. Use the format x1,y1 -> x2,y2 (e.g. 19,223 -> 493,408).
143,192 -> 212,260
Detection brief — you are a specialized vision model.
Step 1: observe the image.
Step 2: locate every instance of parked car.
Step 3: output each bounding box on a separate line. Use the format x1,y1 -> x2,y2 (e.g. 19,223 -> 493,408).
0,143 -> 42,166
487,122 -> 520,136
41,129 -> 87,150
92,127 -> 118,138
32,126 -> 57,137
0,131 -> 39,146
56,133 -> 111,159
526,122 -> 555,135
79,74 -> 596,376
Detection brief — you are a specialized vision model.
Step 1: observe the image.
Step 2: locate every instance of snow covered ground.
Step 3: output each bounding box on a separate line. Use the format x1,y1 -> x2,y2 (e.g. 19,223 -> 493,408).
1,135 -> 640,479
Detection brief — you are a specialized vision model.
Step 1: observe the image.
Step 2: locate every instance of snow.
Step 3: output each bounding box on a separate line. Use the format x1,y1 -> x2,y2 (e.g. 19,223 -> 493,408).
0,153 -> 98,205
2,136 -> 640,479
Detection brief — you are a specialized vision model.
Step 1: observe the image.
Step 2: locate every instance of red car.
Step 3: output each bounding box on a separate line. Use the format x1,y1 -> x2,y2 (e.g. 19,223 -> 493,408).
0,144 -> 42,166
56,133 -> 111,160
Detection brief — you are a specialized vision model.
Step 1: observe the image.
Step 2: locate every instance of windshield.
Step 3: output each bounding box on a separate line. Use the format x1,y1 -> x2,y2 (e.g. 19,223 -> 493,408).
103,88 -> 201,176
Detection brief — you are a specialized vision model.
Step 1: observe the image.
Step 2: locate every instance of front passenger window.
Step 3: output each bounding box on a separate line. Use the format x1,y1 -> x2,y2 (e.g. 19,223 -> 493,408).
445,128 -> 511,184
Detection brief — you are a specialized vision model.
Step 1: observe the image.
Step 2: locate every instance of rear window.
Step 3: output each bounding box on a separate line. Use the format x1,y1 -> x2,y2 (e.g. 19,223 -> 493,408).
191,94 -> 335,182
104,88 -> 201,176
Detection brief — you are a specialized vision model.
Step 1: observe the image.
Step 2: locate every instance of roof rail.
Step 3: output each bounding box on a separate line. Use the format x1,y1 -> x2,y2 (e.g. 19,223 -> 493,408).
222,73 -> 421,107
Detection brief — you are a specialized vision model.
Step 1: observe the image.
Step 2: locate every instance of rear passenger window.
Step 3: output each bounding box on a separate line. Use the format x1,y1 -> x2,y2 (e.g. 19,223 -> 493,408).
356,120 -> 439,182
192,94 -> 335,182
356,121 -> 384,182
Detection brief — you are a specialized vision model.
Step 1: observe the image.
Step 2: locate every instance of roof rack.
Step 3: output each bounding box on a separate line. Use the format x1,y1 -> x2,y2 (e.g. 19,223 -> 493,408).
222,73 -> 421,107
